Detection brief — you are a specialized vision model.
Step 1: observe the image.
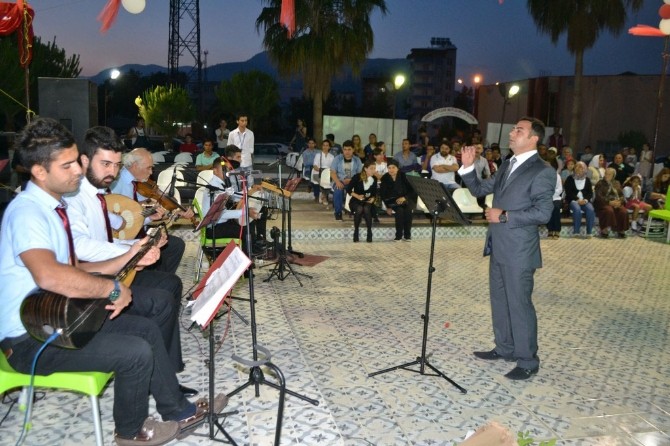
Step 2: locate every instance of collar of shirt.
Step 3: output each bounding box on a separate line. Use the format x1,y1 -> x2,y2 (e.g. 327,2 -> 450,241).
509,149 -> 538,174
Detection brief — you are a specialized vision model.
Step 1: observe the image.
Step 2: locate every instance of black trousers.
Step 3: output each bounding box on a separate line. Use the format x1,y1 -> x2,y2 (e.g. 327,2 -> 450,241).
392,203 -> 413,239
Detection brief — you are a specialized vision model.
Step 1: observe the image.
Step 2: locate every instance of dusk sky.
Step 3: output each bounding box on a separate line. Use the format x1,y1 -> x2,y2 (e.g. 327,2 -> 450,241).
31,0 -> 667,84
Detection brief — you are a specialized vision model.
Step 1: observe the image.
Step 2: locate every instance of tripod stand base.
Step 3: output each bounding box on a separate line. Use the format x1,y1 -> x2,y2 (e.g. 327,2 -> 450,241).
368,357 -> 467,394
263,252 -> 312,286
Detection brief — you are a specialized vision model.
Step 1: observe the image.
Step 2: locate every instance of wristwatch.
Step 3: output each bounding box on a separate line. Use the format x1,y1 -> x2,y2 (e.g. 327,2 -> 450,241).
499,211 -> 508,223
108,280 -> 121,302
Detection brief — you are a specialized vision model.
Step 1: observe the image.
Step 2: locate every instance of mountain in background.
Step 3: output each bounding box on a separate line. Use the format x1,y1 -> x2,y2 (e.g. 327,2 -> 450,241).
86,51 -> 409,100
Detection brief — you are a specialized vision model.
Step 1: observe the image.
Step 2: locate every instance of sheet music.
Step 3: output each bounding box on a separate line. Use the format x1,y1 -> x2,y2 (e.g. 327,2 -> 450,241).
188,243 -> 251,327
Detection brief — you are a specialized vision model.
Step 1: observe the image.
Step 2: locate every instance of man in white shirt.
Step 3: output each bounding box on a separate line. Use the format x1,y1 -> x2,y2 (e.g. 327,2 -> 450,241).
227,113 -> 255,168
430,142 -> 460,191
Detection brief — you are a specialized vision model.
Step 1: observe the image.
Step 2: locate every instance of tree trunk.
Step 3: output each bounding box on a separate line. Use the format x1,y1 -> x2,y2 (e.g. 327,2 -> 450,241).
312,90 -> 324,143
569,49 -> 584,149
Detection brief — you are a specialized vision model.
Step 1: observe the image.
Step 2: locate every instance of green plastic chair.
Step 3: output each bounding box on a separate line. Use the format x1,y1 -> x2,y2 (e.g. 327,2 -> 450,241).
193,187 -> 241,281
645,185 -> 670,243
0,351 -> 113,446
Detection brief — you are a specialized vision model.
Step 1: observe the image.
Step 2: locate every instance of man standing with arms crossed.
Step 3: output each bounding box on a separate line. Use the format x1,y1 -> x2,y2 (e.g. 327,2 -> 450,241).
227,113 -> 255,169
458,117 -> 554,380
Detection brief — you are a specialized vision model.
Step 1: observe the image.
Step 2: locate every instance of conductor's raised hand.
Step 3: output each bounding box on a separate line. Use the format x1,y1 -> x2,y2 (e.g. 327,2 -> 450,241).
461,145 -> 476,168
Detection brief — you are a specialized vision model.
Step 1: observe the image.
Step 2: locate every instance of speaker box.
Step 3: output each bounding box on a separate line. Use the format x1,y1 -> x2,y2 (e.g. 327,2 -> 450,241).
38,78 -> 98,147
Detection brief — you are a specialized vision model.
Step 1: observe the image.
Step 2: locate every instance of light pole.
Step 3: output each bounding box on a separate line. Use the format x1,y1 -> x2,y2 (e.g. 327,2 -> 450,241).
389,74 -> 405,156
497,83 -> 519,146
473,75 -> 482,118
104,68 -> 121,126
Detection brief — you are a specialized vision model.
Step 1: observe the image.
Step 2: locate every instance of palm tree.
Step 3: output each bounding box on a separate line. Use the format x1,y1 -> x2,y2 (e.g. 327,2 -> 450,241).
256,0 -> 387,142
527,0 -> 643,148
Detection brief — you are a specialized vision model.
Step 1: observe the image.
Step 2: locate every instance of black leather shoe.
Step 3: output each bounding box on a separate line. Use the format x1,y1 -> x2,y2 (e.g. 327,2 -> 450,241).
504,366 -> 539,380
473,349 -> 514,361
179,385 -> 199,397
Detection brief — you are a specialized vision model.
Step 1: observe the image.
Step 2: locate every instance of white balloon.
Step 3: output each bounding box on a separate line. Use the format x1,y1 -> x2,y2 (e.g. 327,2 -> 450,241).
660,18 -> 670,36
122,0 -> 146,14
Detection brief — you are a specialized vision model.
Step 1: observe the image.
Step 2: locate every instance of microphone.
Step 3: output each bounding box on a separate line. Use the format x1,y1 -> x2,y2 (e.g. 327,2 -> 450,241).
168,167 -> 177,196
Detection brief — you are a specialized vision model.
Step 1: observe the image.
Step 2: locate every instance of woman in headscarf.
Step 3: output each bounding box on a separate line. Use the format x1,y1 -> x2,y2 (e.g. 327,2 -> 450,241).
593,167 -> 629,238
563,161 -> 595,238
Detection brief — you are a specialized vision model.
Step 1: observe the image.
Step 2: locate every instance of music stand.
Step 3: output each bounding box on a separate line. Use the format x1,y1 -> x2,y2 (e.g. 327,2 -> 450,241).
185,241 -> 251,443
263,180 -> 312,286
194,188 -> 249,325
368,176 -> 469,394
228,172 -> 319,446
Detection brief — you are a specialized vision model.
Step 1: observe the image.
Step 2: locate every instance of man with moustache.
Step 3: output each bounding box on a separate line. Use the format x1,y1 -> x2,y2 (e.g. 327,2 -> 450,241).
63,127 -> 195,394
227,112 -> 255,168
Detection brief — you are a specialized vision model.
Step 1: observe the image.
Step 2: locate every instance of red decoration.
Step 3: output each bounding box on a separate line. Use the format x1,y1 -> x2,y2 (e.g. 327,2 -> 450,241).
280,0 -> 295,38
660,4 -> 670,19
629,24 -> 667,37
0,0 -> 35,68
98,0 -> 121,33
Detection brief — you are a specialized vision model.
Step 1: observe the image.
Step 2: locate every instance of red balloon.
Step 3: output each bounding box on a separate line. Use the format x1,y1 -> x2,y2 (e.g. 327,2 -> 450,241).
659,4 -> 670,20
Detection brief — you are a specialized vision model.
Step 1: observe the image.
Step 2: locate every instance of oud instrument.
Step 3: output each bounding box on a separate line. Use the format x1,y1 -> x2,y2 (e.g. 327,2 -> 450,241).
20,227 -> 162,349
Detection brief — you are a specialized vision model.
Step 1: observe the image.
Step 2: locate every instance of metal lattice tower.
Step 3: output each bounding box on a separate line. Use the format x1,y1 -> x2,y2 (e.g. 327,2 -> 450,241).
168,0 -> 203,115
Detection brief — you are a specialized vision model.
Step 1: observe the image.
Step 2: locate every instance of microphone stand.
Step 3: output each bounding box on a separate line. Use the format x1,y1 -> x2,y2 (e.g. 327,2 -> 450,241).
168,166 -> 177,196
227,171 -> 319,446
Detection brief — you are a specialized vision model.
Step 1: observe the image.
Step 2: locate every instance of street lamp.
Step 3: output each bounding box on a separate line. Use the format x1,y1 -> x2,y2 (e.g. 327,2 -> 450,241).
473,75 -> 482,118
104,69 -> 121,126
497,83 -> 520,146
389,74 -> 406,156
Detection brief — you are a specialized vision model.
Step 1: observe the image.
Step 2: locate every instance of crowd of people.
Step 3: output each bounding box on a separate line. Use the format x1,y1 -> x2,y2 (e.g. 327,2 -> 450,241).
293,124 -> 669,242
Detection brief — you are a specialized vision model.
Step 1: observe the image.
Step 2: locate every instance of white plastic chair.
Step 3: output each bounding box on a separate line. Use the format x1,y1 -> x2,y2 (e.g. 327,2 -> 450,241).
320,168 -> 332,190
286,152 -> 303,172
156,166 -> 186,191
452,188 -> 484,214
196,169 -> 214,186
174,153 -> 193,164
151,152 -> 165,163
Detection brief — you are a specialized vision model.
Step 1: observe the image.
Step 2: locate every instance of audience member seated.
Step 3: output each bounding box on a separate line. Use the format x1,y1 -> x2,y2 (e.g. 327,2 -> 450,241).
564,161 -> 595,238
594,167 -> 629,238
560,158 -> 576,183
380,159 -> 415,242
610,152 -> 633,185
546,158 -> 563,239
179,134 -> 198,154
393,139 -> 420,174
430,142 -> 460,191
420,144 -> 435,178
195,139 -> 219,171
347,160 -> 378,243
646,167 -> 670,209
623,175 -> 652,232
589,153 -> 607,181
330,140 -> 362,221
312,139 -> 335,207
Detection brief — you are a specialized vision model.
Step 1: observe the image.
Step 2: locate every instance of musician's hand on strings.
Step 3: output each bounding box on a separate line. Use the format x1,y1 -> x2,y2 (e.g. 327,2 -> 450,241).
136,246 -> 161,269
178,207 -> 195,220
106,283 -> 132,319
149,206 -> 166,221
156,231 -> 169,248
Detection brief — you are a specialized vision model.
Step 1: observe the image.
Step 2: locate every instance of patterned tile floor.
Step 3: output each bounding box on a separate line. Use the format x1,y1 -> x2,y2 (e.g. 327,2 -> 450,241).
2,196 -> 670,446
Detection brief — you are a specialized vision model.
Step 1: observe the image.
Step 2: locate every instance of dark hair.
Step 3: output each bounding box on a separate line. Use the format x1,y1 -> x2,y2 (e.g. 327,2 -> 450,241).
321,139 -> 331,148
325,133 -> 335,141
373,147 -> 384,156
519,116 -> 546,144
236,112 -> 248,120
82,126 -> 125,160
375,141 -> 385,149
203,138 -> 214,145
224,144 -> 241,158
16,117 -> 76,170
387,158 -> 400,168
342,139 -> 354,149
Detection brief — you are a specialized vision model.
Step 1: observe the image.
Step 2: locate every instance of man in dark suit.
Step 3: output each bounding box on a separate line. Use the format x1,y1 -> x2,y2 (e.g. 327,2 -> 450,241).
459,117 -> 555,380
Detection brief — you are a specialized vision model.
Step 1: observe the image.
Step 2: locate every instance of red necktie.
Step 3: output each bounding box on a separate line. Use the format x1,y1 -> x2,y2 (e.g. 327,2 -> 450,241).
96,193 -> 114,242
54,204 -> 77,266
132,181 -> 139,201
